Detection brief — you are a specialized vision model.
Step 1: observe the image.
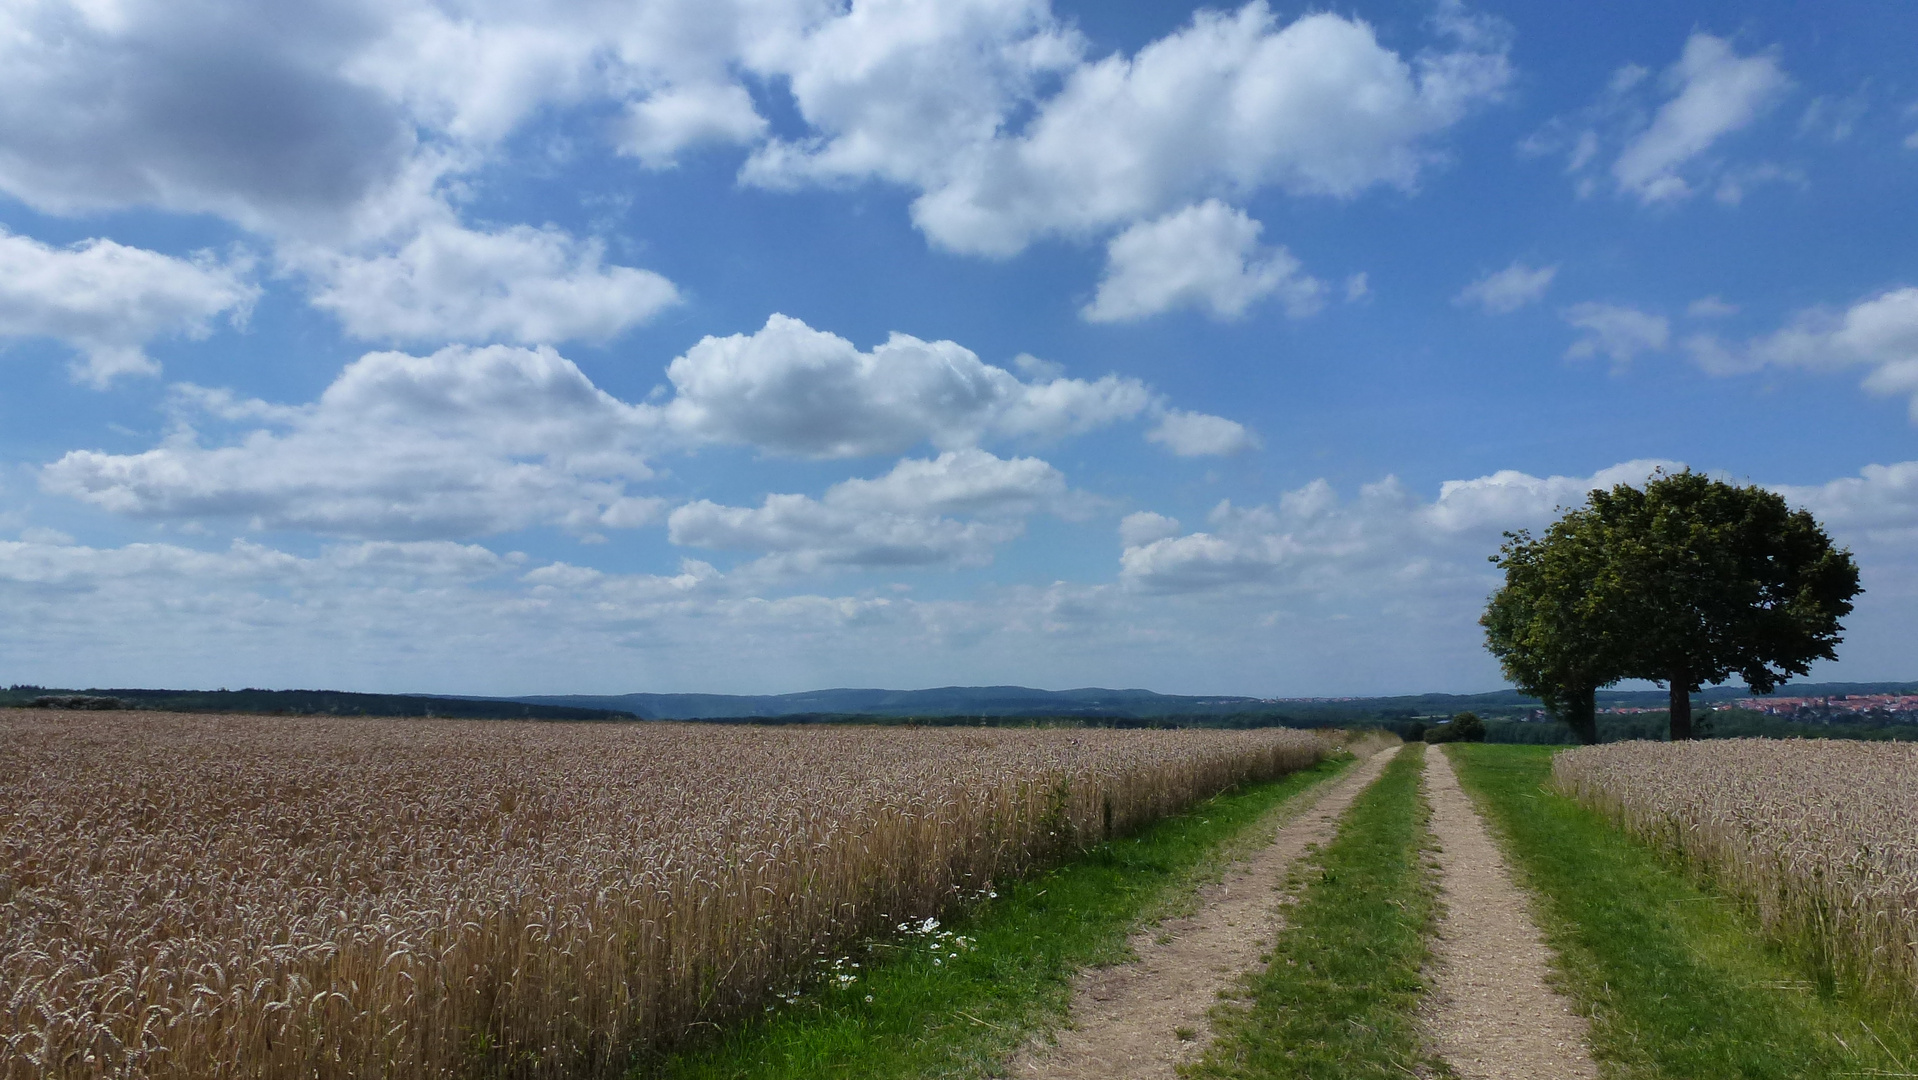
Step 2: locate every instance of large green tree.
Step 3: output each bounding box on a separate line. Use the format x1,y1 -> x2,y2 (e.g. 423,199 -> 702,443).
1584,470 -> 1863,740
1481,508 -> 1626,745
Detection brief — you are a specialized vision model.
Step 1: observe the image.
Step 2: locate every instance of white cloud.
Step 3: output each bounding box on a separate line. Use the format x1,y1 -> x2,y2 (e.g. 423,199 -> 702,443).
1778,462 -> 1918,547
0,0 -> 1496,323
747,2 -> 1508,256
0,228 -> 256,386
0,0 -> 775,236
0,1 -> 418,233
305,221 -> 681,345
9,457 -> 1915,696
42,344 -> 666,539
1687,295 -> 1739,318
1082,201 -> 1323,323
1012,352 -> 1065,380
40,312 -> 1253,541
1146,410 -> 1260,457
1421,460 -> 1681,532
1710,161 -> 1803,206
1529,33 -> 1791,206
1455,261 -> 1556,314
1685,286 -> 1918,418
1119,460 -> 1674,595
1343,272 -> 1371,303
1563,302 -> 1670,365
661,314 -> 1159,457
620,81 -> 769,167
1613,33 -> 1791,203
668,449 -> 1067,571
1119,511 -> 1182,549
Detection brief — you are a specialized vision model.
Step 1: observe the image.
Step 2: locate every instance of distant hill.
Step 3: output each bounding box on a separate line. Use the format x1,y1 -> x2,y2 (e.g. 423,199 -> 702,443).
1,685 -> 636,722
9,680 -> 1910,727
512,685 -> 1267,720
517,681 -> 1918,723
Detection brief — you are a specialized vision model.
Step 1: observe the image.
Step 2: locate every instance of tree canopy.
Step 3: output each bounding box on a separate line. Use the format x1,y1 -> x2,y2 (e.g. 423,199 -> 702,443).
1482,470 -> 1862,742
1482,505 -> 1626,744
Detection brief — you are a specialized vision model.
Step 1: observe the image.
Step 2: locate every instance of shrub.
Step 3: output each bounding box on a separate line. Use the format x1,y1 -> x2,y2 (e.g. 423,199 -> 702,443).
1424,711 -> 1486,744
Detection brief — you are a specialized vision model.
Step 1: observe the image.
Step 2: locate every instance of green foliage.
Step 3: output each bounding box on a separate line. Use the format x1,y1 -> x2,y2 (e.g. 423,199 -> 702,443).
1187,746 -> 1442,1080
648,758 -> 1353,1080
1447,745 -> 1918,1078
1423,711 -> 1485,744
1483,511 -> 1621,744
1586,470 -> 1862,738
1483,469 -> 1862,742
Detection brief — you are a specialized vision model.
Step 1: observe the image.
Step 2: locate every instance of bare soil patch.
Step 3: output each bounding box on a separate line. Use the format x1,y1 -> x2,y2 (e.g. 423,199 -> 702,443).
1010,745 -> 1402,1079
1422,747 -> 1598,1080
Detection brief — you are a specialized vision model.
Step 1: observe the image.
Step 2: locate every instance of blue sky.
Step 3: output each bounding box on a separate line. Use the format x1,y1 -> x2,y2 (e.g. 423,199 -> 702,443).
1,0 -> 1913,697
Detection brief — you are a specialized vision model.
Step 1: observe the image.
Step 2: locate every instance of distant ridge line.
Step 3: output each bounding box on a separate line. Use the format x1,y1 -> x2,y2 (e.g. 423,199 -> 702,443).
509,681 -> 1918,721
7,681 -> 1910,723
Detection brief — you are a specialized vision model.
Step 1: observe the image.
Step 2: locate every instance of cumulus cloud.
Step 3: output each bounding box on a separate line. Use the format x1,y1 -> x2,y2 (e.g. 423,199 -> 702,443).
1563,302 -> 1670,366
661,313 -> 1164,457
43,344 -> 666,539
0,0 -> 769,234
747,2 -> 1508,256
10,456 -> 1917,695
306,221 -> 681,345
1455,261 -> 1556,314
0,228 -> 257,386
1146,410 -> 1260,457
1119,511 -> 1182,549
1684,286 -> 1918,418
1528,33 -> 1791,205
40,313 -> 1255,539
1082,201 -> 1323,323
0,0 -> 1499,326
668,449 -> 1067,571
1778,462 -> 1918,547
1119,460 -> 1674,595
620,81 -> 769,167
0,2 -> 417,232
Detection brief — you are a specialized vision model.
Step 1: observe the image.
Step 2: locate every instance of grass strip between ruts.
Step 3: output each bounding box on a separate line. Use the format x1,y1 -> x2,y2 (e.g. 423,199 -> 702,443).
640,751 -> 1358,1080
1185,742 -> 1441,1080
1446,743 -> 1918,1080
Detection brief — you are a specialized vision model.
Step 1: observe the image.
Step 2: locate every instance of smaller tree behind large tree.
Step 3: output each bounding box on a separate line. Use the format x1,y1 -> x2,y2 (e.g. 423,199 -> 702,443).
1586,470 -> 1862,740
1482,507 -> 1627,745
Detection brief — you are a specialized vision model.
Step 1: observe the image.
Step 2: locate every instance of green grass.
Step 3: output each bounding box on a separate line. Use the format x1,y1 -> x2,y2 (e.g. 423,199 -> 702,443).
1186,743 -> 1442,1080
1446,743 -> 1918,1079
640,753 -> 1357,1080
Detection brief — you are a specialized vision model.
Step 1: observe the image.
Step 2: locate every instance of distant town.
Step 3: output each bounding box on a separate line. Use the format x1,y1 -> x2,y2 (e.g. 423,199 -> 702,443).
1599,694 -> 1918,723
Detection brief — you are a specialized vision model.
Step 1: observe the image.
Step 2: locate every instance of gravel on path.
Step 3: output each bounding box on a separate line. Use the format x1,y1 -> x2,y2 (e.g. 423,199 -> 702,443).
1009,744 -> 1402,1080
1422,747 -> 1599,1080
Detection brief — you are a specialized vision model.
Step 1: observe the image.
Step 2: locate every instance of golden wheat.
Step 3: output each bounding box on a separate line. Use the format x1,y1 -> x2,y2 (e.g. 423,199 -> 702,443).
0,711 -> 1326,1078
1554,738 -> 1918,1003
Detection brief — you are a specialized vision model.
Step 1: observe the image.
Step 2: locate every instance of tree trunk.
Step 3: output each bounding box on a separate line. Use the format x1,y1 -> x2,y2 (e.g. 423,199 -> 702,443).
1668,678 -> 1693,741
1563,684 -> 1598,745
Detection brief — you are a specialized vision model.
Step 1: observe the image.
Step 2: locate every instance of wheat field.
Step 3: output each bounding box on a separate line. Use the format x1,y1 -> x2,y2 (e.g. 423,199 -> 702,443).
0,711 -> 1327,1078
1554,738 -> 1918,1004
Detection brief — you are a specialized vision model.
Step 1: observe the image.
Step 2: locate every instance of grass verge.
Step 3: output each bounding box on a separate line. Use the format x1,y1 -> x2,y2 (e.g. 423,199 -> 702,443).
641,752 -> 1359,1080
1186,743 -> 1440,1080
1447,743 -> 1918,1079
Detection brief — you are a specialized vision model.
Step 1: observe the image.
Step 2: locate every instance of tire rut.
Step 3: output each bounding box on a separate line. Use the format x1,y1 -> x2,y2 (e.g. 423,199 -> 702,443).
1008,744 -> 1402,1080
1421,746 -> 1598,1080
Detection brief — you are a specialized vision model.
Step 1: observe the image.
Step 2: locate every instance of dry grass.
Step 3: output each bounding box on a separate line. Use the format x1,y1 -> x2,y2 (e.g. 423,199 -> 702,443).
1554,739 -> 1918,1007
0,711 -> 1324,1079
